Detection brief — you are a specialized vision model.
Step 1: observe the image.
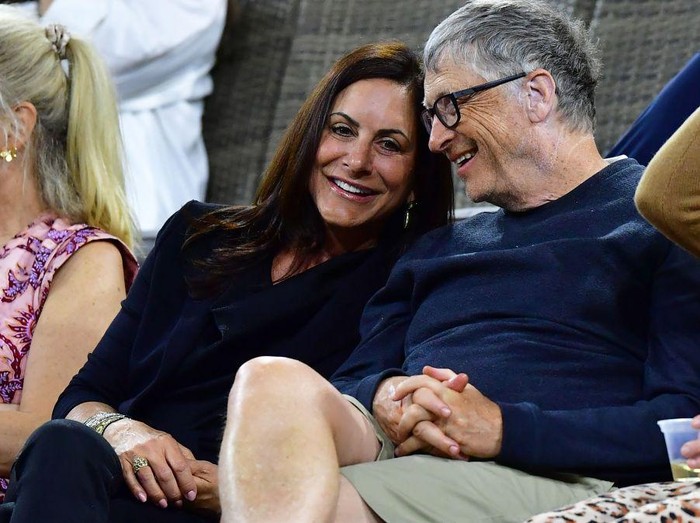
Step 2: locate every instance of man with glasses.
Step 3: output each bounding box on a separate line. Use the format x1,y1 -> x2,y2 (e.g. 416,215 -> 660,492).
218,1 -> 700,522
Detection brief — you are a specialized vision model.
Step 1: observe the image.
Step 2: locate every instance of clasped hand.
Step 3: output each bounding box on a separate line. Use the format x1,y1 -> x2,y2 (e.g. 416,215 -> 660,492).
104,418 -> 219,513
375,366 -> 503,460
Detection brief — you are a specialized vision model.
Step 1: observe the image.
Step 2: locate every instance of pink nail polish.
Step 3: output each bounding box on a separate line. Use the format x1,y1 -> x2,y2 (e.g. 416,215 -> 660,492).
138,493 -> 147,503
159,499 -> 168,509
186,490 -> 196,501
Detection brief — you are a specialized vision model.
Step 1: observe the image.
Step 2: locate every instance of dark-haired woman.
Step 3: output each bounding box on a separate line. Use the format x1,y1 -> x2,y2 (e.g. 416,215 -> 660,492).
0,41 -> 453,522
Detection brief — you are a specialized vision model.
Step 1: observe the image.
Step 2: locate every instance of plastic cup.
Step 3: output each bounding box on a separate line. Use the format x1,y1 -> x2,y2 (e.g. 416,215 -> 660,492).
657,418 -> 700,481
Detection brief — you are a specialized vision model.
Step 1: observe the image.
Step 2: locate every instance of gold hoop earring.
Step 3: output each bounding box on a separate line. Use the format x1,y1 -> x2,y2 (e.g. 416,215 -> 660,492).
0,147 -> 17,163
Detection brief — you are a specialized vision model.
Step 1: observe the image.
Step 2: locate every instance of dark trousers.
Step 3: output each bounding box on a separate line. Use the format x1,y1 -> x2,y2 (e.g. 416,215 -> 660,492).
0,420 -> 214,523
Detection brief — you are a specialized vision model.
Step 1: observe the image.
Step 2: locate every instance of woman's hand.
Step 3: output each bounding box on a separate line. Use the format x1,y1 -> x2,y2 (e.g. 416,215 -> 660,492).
103,417 -> 197,509
682,414 -> 700,468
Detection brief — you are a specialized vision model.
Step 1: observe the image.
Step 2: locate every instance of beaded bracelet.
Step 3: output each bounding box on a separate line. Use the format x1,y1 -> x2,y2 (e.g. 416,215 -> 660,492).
84,411 -> 127,436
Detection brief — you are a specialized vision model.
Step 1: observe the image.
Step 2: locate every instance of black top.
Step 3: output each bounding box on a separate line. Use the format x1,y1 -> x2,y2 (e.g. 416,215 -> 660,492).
54,201 -> 397,463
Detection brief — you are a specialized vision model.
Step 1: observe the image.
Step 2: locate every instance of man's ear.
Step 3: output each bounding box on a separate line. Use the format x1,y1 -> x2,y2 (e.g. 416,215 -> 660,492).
523,68 -> 556,124
10,101 -> 38,150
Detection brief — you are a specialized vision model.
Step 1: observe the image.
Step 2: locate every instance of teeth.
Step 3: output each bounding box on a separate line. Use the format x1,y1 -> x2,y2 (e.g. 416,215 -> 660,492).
455,152 -> 474,165
334,179 -> 372,195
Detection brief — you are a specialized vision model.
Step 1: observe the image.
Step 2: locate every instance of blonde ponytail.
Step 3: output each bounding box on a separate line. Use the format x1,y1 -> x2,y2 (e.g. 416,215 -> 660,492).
0,6 -> 136,249
64,37 -> 136,249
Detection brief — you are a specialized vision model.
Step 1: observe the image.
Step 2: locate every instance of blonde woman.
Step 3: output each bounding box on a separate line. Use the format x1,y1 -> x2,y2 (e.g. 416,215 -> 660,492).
0,5 -> 137,499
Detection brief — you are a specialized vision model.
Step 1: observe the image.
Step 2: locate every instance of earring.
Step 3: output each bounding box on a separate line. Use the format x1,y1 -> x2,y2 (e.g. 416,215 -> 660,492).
403,200 -> 419,229
0,146 -> 17,163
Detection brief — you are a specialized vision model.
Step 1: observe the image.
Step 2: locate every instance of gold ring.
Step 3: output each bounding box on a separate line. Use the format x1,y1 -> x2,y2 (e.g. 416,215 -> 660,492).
132,455 -> 149,474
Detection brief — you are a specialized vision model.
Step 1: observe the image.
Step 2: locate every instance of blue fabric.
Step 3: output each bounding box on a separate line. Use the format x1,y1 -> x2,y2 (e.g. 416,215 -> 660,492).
332,159 -> 700,487
607,53 -> 700,164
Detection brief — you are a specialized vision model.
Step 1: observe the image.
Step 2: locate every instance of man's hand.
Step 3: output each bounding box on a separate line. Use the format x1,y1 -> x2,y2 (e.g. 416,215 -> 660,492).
387,369 -> 466,458
372,371 -> 466,443
372,368 -> 468,452
185,460 -> 220,516
104,418 -> 197,509
393,369 -> 503,459
372,376 -> 412,443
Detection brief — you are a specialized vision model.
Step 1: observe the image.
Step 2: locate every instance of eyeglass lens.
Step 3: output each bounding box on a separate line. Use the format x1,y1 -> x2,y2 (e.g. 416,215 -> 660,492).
422,93 -> 465,133
436,96 -> 460,127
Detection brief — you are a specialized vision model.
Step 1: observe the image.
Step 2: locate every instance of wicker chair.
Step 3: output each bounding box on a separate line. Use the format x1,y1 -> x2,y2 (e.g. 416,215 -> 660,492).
590,0 -> 700,154
203,0 -> 302,205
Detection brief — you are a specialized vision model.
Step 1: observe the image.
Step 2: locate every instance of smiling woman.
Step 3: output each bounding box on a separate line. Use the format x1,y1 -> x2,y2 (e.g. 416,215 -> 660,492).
309,78 -> 417,252
0,42 -> 453,522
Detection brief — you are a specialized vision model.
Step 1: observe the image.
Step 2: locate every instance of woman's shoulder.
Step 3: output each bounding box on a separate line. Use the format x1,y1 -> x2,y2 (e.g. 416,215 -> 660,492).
158,200 -> 231,240
145,200 -> 250,277
41,216 -> 139,290
181,200 -> 227,220
3,212 -> 130,266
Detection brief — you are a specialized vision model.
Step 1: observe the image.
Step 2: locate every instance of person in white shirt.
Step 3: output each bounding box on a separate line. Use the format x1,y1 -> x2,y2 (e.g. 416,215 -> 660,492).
19,0 -> 228,248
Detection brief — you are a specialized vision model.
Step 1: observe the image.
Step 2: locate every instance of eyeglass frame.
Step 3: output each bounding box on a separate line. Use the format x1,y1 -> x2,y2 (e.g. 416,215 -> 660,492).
421,72 -> 527,132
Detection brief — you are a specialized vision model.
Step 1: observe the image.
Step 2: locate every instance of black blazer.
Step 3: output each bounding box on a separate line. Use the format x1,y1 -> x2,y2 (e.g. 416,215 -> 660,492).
53,201 -> 397,462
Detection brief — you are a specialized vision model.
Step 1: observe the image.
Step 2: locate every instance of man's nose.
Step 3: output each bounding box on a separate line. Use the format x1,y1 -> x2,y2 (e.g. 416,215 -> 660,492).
428,117 -> 455,154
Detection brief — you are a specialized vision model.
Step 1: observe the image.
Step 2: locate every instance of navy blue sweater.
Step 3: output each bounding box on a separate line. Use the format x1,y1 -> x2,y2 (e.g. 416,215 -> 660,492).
332,159 -> 700,486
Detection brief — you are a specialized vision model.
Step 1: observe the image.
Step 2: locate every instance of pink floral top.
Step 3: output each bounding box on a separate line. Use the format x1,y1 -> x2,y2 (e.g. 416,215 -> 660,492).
0,213 -> 137,497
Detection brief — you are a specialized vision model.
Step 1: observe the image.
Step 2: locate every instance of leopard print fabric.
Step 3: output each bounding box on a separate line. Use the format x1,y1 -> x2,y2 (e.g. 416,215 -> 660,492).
526,481 -> 700,522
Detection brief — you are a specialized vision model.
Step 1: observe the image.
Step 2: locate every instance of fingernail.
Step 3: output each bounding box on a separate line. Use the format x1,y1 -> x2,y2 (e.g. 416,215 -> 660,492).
441,407 -> 451,417
175,500 -> 183,508
186,490 -> 196,501
449,445 -> 460,456
159,499 -> 168,509
138,492 -> 147,503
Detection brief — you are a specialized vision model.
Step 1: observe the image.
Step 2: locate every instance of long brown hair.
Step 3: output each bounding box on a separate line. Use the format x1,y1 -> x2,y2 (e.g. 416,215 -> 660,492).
187,41 -> 453,295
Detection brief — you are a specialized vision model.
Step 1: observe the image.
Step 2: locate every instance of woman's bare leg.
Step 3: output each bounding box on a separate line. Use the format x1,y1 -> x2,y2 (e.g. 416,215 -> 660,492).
219,357 -> 381,523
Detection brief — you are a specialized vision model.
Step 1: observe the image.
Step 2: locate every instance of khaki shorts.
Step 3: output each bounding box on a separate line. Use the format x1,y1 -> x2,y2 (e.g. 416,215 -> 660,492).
343,394 -> 395,461
340,396 -> 613,522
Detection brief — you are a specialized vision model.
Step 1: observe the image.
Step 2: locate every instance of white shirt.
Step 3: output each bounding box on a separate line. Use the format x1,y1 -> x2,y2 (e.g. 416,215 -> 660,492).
21,0 -> 227,237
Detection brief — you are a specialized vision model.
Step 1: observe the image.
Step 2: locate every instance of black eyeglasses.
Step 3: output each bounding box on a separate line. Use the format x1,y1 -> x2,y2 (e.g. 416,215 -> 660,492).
421,72 -> 527,132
